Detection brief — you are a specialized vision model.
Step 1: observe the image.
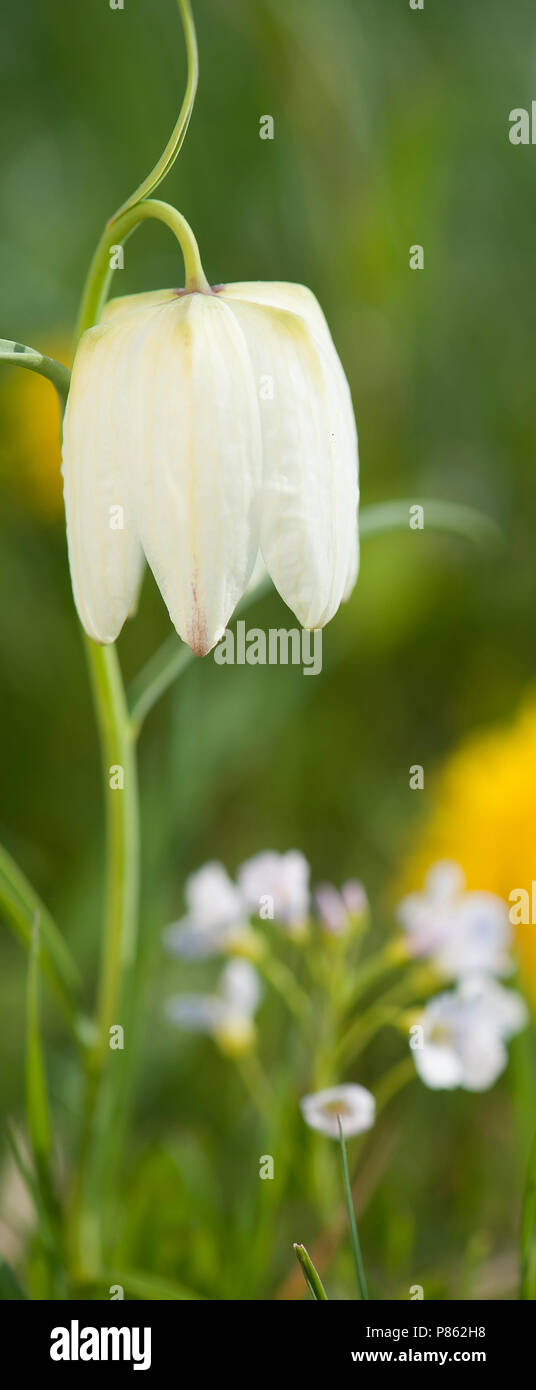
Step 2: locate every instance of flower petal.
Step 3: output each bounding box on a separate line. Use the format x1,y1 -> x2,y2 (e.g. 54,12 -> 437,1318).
62,320 -> 145,643
223,294 -> 358,627
130,293 -> 262,654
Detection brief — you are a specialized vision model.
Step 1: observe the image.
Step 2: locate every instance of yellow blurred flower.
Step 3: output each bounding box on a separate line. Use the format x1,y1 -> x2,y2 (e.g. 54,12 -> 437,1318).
402,696 -> 536,998
0,334 -> 71,521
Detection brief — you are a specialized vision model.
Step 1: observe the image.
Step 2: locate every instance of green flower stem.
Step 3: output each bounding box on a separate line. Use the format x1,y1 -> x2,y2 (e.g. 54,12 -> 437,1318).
335,967 -> 435,1067
75,198 -> 209,340
111,0 -> 199,222
258,953 -> 313,1032
338,1117 -> 368,1300
0,340 -> 70,412
70,639 -> 139,1279
235,1050 -> 274,1121
342,939 -> 409,1010
84,641 -> 139,1058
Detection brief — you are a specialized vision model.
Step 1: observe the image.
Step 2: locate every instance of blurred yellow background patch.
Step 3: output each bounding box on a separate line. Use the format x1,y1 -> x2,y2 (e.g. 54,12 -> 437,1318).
0,336 -> 70,521
403,698 -> 536,999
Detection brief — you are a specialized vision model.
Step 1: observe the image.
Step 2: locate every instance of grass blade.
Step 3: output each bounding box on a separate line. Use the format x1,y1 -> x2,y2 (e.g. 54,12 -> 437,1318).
293,1243 -> 328,1300
25,917 -> 60,1236
338,1117 -> 368,1299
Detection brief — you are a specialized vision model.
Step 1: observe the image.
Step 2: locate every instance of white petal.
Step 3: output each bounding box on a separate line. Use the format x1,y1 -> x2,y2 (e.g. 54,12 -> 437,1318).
222,290 -> 358,627
221,960 -> 261,1017
62,320 -> 145,643
300,1083 -> 375,1139
185,861 -> 245,928
218,281 -> 336,346
130,293 -> 263,654
222,285 -> 360,601
424,860 -> 465,902
315,884 -> 348,933
162,918 -> 229,959
458,1030 -> 508,1091
237,850 -> 310,924
413,1041 -> 462,1090
165,993 -> 225,1033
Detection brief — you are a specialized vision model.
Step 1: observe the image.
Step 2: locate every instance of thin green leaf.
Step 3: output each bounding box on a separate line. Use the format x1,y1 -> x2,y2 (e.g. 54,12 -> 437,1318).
293,1243 -> 328,1300
338,1117 -> 368,1300
26,919 -> 52,1177
103,1269 -> 203,1301
0,841 -> 79,1000
3,1119 -> 40,1206
128,573 -> 272,735
360,498 -> 502,548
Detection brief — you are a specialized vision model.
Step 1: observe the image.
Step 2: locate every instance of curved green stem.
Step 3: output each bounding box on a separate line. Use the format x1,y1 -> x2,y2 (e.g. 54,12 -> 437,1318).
111,0 -> 199,222
0,340 -> 70,411
76,198 -> 209,341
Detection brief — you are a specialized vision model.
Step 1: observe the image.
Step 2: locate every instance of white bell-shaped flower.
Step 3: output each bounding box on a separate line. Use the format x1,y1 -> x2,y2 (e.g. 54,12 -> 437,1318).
62,280 -> 359,654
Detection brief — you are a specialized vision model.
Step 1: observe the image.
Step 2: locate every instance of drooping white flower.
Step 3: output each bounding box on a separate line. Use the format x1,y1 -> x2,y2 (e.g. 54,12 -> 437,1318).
164,861 -> 248,958
300,1083 -> 376,1139
315,879 -> 368,934
397,861 -> 512,980
62,280 -> 359,655
166,959 -> 261,1055
237,850 -> 310,930
411,977 -> 528,1092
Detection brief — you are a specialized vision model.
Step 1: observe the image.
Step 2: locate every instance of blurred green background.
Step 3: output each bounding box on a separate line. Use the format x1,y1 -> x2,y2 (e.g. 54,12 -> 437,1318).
1,0 -> 536,1298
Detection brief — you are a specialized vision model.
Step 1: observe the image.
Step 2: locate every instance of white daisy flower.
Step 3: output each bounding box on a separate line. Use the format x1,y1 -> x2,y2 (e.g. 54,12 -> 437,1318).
300,1083 -> 376,1139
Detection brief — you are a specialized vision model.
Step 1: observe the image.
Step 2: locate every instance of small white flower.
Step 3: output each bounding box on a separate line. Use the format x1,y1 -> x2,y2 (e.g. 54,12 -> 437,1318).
397,861 -> 512,980
315,879 -> 368,934
163,861 -> 247,958
166,959 -> 261,1055
237,850 -> 310,931
62,280 -> 359,655
412,977 -> 528,1092
300,1083 -> 376,1139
